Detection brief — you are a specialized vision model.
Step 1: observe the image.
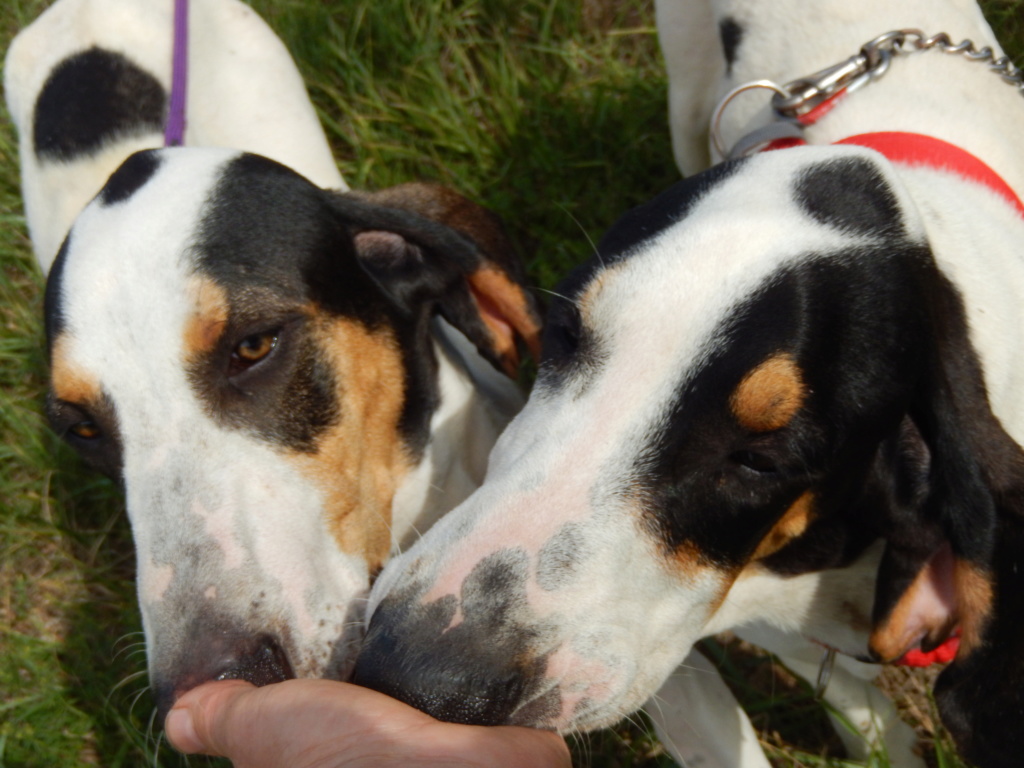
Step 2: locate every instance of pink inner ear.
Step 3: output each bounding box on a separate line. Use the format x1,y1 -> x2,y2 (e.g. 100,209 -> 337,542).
872,543 -> 958,661
469,285 -> 518,375
897,543 -> 958,649
467,268 -> 542,378
353,230 -> 417,266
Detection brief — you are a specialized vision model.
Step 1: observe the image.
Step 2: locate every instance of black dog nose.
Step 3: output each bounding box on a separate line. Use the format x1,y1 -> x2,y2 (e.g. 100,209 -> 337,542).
154,631 -> 294,727
353,631 -> 526,725
351,589 -> 555,727
354,550 -> 561,726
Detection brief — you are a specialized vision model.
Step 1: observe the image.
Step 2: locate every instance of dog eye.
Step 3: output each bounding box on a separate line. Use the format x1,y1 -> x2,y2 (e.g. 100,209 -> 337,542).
542,305 -> 583,362
231,331 -> 279,370
68,420 -> 101,440
730,450 -> 778,474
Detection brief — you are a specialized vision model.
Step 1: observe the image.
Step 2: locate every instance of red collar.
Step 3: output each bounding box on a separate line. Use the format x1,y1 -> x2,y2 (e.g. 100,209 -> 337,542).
763,108 -> 1024,220
897,634 -> 960,667
837,132 -> 1024,218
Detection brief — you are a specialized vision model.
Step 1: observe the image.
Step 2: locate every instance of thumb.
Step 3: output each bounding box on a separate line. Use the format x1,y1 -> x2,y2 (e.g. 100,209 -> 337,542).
165,680 -> 265,757
166,679 -> 368,766
164,678 -> 572,768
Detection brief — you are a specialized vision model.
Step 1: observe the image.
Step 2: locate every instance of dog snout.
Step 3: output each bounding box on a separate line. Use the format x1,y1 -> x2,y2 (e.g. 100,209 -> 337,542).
154,630 -> 294,727
353,646 -> 524,726
352,586 -> 555,727
352,621 -> 529,726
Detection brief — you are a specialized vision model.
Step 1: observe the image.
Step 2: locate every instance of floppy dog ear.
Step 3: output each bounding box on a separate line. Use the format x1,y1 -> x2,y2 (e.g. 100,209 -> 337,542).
933,512 -> 1024,768
866,270 -> 1024,766
329,184 -> 541,377
868,268 -> 1001,661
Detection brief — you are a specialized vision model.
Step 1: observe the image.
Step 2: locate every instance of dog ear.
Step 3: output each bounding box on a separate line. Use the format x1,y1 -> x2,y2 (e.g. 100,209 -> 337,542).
868,269 -> 1001,662
328,184 -> 541,377
866,271 -> 1024,766
933,511 -> 1024,768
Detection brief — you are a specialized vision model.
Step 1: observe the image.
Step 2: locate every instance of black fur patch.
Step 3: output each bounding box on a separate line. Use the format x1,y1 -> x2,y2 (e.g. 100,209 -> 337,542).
189,153 -> 454,458
636,245 -> 931,571
719,17 -> 744,72
935,507 -> 1024,768
190,152 -> 538,457
44,234 -> 71,348
99,150 -> 163,206
34,47 -> 165,162
794,157 -> 904,237
189,155 -> 363,453
46,389 -> 124,481
353,550 -> 558,726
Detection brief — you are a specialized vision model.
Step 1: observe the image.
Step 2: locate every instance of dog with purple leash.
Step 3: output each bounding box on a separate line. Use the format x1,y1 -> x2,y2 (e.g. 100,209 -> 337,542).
6,0 -> 541,727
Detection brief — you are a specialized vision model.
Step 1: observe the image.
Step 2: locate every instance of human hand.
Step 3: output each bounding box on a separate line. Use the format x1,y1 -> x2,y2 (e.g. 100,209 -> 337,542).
165,679 -> 571,768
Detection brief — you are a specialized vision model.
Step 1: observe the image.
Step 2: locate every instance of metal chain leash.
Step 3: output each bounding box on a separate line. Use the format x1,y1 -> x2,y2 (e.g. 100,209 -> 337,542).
772,29 -> 1024,119
711,29 -> 1024,158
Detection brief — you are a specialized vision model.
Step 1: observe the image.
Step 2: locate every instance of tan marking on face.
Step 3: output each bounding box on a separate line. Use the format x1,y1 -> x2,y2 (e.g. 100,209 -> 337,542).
666,537 -> 741,621
468,267 -> 542,375
51,334 -> 101,405
953,561 -> 993,657
289,315 -> 412,572
730,353 -> 806,432
669,540 -> 709,581
182,277 -> 229,361
751,491 -> 816,561
654,498 -> 748,621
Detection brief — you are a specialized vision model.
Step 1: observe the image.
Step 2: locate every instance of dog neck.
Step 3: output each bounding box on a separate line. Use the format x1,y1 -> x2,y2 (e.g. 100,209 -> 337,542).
709,0 -> 1024,196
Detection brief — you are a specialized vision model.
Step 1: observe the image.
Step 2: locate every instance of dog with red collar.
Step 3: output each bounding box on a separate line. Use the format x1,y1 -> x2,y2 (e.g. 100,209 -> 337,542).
352,2 -> 1024,767
6,0 -> 540,726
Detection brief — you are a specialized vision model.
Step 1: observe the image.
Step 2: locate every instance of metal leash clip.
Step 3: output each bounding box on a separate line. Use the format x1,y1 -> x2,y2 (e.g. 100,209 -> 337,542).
814,646 -> 837,700
710,28 -> 1024,160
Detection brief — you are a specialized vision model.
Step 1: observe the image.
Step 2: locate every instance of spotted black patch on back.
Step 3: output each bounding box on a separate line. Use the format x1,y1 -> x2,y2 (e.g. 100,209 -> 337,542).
794,157 -> 904,237
353,549 -> 558,726
33,47 -> 166,162
44,234 -> 72,349
99,150 -> 163,206
719,17 -> 744,72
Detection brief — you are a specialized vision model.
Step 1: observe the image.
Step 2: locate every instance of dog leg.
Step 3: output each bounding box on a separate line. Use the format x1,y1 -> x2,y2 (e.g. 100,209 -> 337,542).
646,648 -> 772,768
653,0 -> 723,176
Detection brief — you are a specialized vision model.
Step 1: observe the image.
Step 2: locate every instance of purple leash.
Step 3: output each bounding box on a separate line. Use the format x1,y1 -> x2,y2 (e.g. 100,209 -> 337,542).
164,0 -> 189,146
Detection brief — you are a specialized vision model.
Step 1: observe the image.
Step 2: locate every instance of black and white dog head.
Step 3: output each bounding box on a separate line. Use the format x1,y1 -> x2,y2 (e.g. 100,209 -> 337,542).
44,147 -> 541,720
354,145 -> 1022,740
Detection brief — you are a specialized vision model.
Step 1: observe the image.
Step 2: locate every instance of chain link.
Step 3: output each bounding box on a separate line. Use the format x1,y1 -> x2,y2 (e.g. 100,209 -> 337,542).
771,29 -> 1024,118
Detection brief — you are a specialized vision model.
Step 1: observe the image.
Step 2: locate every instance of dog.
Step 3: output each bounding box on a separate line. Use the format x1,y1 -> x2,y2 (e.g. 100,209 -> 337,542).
352,1 -> 1024,767
6,0 -> 541,725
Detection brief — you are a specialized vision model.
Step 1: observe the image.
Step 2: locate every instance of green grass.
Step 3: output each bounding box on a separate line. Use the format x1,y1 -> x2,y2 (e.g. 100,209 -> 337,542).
1,0 -> 1021,765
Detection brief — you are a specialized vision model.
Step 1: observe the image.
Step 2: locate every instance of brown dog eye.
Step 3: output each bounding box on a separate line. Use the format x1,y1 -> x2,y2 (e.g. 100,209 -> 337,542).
233,332 -> 278,365
69,420 -> 100,440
